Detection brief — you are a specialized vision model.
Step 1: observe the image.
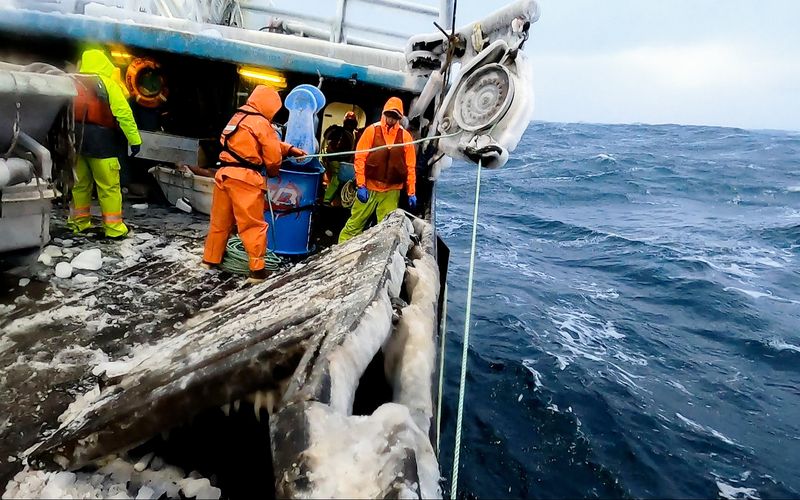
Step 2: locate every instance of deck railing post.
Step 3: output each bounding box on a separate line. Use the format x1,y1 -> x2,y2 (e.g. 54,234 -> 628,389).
333,0 -> 347,43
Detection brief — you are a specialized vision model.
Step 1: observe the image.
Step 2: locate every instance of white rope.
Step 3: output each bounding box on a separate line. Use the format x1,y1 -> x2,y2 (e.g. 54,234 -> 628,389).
295,130 -> 461,160
265,184 -> 279,249
436,283 -> 448,455
450,158 -> 482,499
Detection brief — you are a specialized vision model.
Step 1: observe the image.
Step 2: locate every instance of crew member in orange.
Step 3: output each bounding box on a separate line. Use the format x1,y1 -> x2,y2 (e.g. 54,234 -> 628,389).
338,97 -> 416,243
202,85 -> 305,283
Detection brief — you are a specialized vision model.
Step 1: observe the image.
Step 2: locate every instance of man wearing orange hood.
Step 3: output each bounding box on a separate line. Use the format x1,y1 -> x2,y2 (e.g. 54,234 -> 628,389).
338,97 -> 416,243
202,85 -> 305,283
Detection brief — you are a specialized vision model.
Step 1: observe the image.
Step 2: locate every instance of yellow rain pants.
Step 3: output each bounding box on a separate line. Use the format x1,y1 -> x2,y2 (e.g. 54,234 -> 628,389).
67,155 -> 128,238
323,160 -> 342,203
338,188 -> 400,243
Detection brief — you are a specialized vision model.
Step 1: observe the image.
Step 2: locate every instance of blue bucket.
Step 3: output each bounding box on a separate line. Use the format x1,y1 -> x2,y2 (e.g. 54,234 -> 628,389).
338,161 -> 355,182
265,160 -> 324,255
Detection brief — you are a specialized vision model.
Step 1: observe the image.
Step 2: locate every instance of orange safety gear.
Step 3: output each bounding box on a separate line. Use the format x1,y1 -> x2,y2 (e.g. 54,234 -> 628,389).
203,168 -> 268,272
126,57 -> 168,108
204,85 -> 295,273
218,85 -> 293,178
354,97 -> 416,196
72,74 -> 117,129
365,126 -> 407,185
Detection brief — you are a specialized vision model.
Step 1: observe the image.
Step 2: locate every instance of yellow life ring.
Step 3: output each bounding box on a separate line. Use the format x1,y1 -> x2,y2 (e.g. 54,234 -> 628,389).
126,57 -> 168,108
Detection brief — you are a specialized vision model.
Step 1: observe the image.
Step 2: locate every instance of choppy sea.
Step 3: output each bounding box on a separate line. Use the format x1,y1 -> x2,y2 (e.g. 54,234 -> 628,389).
436,122 -> 800,499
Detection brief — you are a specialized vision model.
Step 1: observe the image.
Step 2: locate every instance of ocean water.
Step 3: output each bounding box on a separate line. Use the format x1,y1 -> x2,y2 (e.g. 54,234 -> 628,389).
436,122 -> 800,499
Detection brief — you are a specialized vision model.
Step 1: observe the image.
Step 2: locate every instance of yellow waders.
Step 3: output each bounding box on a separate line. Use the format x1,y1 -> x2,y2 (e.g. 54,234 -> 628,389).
67,155 -> 128,238
338,189 -> 400,243
323,160 -> 341,203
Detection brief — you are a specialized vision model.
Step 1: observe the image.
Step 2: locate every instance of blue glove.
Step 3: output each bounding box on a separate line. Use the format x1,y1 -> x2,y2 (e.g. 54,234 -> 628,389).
357,186 -> 369,203
408,195 -> 417,209
130,144 -> 141,157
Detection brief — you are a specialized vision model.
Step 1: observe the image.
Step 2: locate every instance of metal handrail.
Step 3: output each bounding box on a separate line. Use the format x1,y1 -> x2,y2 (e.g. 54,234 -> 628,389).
240,0 -> 453,50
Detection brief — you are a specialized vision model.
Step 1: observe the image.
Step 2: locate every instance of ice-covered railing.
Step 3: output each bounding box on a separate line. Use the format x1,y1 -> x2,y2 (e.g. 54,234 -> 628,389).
241,0 -> 454,52
19,0 -> 244,25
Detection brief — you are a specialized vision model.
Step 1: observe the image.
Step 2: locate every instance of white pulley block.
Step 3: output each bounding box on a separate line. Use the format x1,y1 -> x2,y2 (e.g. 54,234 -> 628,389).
453,63 -> 514,132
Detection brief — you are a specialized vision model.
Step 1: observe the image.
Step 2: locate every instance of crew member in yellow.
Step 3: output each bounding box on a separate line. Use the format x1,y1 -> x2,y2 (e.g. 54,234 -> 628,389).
338,97 -> 416,243
68,49 -> 142,239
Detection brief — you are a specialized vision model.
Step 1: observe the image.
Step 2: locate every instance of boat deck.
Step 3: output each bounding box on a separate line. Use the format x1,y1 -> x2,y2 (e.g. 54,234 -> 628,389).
0,205 -> 242,483
0,204 -> 440,498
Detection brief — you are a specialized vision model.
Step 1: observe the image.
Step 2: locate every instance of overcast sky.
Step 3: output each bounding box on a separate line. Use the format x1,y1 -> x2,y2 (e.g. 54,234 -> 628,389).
465,0 -> 800,131
266,0 -> 800,131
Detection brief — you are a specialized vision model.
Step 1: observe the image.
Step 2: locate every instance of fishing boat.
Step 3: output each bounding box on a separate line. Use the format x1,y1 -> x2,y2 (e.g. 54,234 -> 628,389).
0,0 -> 538,497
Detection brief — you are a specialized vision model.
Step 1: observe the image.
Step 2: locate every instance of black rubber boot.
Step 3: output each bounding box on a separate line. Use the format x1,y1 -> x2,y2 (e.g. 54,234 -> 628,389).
245,268 -> 270,285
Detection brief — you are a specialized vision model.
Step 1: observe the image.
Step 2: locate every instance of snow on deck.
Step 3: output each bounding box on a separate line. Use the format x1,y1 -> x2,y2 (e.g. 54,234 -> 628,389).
0,205 -> 240,488
1,206 -> 442,498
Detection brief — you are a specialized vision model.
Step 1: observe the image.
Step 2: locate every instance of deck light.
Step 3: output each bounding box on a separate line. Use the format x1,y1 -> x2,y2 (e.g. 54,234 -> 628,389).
110,50 -> 133,60
238,67 -> 287,89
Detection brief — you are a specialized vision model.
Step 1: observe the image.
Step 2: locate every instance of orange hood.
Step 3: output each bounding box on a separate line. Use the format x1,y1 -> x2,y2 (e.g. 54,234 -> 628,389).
244,85 -> 282,120
382,97 -> 404,117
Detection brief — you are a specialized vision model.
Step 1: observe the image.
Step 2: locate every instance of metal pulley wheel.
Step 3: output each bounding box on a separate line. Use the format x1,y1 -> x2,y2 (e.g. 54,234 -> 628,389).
453,63 -> 514,132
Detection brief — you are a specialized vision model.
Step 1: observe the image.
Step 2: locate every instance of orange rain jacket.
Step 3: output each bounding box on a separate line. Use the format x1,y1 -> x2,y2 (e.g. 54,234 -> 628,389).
218,85 -> 293,182
354,97 -> 416,196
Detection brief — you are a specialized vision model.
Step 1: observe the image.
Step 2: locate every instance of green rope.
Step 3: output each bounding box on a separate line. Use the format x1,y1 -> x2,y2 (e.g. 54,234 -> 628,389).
296,130 -> 461,160
220,235 -> 282,275
450,159 -> 482,499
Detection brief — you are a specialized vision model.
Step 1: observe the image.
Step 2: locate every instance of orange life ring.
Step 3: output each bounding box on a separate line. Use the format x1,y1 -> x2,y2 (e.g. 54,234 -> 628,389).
125,57 -> 168,108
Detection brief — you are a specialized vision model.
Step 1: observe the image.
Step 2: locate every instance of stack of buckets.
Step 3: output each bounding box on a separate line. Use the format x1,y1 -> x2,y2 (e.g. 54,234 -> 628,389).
266,84 -> 326,255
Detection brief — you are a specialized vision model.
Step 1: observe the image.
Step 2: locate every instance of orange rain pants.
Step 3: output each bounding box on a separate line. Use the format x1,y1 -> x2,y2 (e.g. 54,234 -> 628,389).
202,167 -> 267,272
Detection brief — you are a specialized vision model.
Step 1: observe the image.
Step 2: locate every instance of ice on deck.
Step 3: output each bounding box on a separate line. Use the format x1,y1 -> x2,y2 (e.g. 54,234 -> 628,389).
1,208 -> 443,498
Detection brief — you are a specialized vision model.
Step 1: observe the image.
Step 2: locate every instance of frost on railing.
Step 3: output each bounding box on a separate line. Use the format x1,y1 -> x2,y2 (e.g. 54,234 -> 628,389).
17,0 -> 244,26
239,0 -> 453,52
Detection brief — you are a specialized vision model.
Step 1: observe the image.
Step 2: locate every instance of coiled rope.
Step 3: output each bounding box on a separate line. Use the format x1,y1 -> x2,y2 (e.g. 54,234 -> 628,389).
220,235 -> 282,275
450,158 -> 482,499
339,180 -> 356,208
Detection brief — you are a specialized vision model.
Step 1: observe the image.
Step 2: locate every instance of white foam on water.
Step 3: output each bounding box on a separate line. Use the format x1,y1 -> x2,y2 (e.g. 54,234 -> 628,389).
537,306 -> 649,391
716,480 -> 760,500
767,338 -> 800,353
684,245 -> 791,282
573,281 -> 619,300
724,287 -> 800,305
521,359 -> 544,391
667,379 -> 694,396
675,413 -> 739,447
592,153 -> 617,163
786,186 -> 800,193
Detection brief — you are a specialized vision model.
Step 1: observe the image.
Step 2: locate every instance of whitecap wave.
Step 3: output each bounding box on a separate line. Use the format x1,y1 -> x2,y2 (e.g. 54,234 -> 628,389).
535,307 -> 648,390
675,413 -> 739,447
724,287 -> 800,305
573,281 -> 619,300
592,153 -> 617,163
522,359 -> 544,391
767,338 -> 800,353
667,379 -> 694,396
716,480 -> 760,500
